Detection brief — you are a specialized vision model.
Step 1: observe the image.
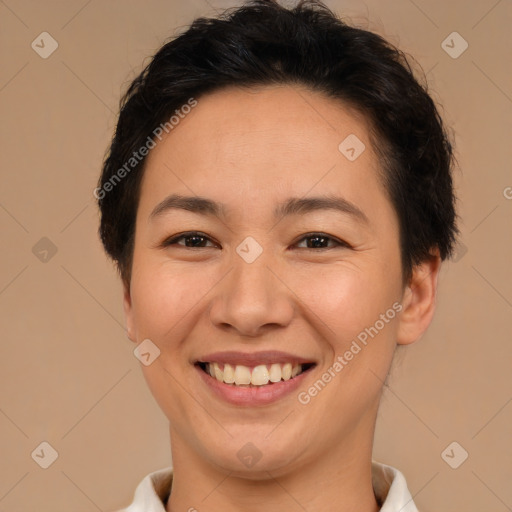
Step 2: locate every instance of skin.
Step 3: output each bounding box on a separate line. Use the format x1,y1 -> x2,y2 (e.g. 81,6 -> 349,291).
123,83 -> 441,512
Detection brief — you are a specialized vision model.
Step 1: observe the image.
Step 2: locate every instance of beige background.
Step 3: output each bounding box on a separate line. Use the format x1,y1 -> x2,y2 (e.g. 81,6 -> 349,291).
1,0 -> 511,510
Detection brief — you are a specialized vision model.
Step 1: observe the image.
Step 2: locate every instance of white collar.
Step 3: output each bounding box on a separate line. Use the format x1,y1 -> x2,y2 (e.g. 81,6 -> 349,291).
119,460 -> 418,512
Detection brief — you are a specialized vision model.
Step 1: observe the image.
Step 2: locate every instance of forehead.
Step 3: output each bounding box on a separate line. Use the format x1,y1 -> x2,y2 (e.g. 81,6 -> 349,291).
147,83 -> 373,166
138,84 -> 390,226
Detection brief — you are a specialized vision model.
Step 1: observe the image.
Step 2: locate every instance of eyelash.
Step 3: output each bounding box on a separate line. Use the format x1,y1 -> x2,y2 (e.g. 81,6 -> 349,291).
161,231 -> 351,250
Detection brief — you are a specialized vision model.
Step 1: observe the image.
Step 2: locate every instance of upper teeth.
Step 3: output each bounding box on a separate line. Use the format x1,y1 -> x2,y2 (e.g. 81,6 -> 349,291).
206,362 -> 303,386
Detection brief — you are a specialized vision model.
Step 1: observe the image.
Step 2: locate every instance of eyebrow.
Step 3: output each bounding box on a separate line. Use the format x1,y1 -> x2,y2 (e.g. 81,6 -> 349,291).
149,193 -> 369,225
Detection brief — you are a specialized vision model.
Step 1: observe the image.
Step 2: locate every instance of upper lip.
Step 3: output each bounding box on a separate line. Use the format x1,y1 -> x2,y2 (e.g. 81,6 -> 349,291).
196,351 -> 316,367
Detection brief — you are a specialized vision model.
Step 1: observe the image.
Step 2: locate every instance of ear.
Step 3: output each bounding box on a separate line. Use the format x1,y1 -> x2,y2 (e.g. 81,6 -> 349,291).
396,249 -> 442,346
123,281 -> 137,343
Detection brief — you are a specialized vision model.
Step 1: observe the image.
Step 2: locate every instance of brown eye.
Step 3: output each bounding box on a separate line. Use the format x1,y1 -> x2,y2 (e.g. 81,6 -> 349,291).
294,233 -> 350,250
163,232 -> 217,248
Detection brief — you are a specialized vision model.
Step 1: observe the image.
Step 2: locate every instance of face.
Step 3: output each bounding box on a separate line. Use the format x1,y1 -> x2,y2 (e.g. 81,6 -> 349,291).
124,84 -> 434,478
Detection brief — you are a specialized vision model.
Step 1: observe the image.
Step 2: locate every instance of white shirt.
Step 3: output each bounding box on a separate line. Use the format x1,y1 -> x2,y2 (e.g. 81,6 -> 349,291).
117,460 -> 418,512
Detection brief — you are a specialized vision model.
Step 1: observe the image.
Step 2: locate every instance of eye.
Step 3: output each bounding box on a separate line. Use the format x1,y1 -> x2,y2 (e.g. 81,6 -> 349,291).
294,232 -> 350,250
162,231 -> 218,248
161,231 -> 350,250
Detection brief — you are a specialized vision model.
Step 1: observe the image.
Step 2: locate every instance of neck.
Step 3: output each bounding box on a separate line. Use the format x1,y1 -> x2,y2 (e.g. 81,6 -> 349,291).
166,423 -> 380,512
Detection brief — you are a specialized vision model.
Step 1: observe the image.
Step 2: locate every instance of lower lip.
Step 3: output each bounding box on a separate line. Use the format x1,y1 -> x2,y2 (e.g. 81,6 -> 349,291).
195,365 -> 313,406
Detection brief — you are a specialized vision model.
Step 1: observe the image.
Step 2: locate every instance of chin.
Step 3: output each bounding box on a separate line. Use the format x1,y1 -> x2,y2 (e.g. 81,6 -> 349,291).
200,433 -> 305,478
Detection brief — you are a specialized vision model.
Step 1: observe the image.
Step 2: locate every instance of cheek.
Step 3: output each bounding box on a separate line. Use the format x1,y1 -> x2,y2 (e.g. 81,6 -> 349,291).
128,262 -> 206,418
129,257 -> 209,339
294,262 -> 401,344
129,255 -> 402,351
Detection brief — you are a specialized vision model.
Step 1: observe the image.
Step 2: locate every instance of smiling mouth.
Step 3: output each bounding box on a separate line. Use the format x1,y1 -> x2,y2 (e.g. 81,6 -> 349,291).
196,361 -> 316,386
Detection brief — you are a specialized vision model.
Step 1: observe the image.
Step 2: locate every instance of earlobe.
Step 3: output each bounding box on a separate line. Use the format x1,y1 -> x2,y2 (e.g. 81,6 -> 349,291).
123,283 -> 137,343
396,250 -> 442,346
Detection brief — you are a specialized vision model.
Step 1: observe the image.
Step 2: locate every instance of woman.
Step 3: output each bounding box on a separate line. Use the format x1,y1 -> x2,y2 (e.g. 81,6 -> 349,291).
97,1 -> 459,510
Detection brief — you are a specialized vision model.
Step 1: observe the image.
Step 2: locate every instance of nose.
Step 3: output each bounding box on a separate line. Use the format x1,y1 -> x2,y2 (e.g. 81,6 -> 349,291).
208,253 -> 295,338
